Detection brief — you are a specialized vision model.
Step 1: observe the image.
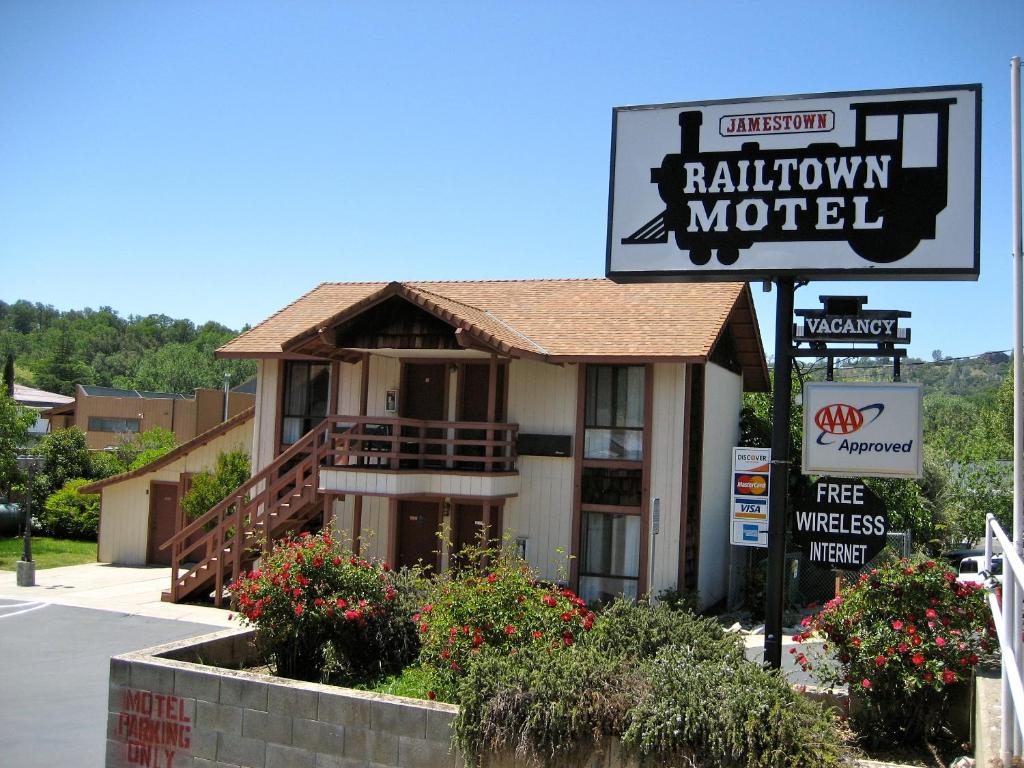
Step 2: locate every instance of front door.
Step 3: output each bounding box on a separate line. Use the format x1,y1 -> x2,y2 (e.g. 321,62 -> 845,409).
147,481 -> 179,566
396,500 -> 441,570
401,363 -> 447,467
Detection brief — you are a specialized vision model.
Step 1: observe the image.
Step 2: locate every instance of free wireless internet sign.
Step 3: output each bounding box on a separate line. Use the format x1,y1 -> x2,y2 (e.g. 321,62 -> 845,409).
802,382 -> 923,478
792,477 -> 889,570
606,84 -> 980,281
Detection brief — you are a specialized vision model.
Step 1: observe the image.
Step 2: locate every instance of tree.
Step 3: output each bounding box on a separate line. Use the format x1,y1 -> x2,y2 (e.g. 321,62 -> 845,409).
113,427 -> 177,470
180,449 -> 250,521
29,322 -> 94,395
0,391 -> 36,499
33,427 -> 93,512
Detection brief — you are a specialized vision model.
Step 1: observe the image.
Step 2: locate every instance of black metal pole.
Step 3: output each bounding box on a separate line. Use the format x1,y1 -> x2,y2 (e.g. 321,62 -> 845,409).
22,462 -> 33,563
764,277 -> 794,669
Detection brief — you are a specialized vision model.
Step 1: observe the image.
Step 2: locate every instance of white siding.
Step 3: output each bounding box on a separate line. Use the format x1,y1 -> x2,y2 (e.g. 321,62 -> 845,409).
367,357 -> 401,417
97,418 -> 253,565
252,359 -> 279,474
503,360 -> 578,582
648,363 -> 688,595
698,363 -> 743,609
337,358 -> 363,416
359,495 -> 390,561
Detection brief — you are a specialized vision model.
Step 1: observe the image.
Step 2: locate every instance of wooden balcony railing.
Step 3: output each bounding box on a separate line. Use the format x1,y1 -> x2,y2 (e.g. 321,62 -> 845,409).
322,415 -> 518,473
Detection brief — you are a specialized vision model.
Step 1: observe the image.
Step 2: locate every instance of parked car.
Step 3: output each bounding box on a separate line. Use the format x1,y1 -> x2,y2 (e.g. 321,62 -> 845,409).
957,554 -> 1003,587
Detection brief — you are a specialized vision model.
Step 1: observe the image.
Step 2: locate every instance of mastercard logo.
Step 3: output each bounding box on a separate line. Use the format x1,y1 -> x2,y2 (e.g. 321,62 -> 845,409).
735,474 -> 767,496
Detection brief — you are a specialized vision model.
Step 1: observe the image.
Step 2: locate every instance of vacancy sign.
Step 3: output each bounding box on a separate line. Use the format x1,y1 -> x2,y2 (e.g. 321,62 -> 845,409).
607,85 -> 980,281
731,447 -> 771,547
802,382 -> 923,478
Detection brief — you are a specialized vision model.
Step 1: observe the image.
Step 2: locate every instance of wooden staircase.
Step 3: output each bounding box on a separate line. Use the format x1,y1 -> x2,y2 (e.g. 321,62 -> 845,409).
160,418 -> 335,606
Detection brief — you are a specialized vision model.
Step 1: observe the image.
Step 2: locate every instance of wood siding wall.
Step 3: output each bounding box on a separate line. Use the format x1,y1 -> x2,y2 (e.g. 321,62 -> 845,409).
648,363 -> 688,594
697,362 -> 742,609
97,419 -> 254,565
502,359 -> 578,583
252,359 -> 280,474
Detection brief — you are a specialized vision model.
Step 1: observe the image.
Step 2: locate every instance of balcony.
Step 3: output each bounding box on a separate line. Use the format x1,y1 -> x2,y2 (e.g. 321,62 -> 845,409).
319,415 -> 520,499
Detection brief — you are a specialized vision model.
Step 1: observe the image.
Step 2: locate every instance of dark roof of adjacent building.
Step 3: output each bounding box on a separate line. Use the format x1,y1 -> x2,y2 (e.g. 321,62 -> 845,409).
79,385 -> 194,400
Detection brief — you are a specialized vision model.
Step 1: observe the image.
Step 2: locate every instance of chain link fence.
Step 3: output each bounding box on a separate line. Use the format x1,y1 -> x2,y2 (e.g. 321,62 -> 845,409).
731,530 -> 913,615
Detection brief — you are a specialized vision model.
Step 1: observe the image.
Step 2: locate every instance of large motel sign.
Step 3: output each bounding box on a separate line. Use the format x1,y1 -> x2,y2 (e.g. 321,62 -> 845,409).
606,84 -> 980,669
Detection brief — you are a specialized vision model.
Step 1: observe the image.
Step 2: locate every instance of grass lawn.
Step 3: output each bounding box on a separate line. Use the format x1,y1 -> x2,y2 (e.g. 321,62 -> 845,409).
0,536 -> 96,571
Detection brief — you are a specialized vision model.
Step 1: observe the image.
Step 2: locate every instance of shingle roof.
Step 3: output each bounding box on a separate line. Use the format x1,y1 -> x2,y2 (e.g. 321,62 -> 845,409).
217,279 -> 768,388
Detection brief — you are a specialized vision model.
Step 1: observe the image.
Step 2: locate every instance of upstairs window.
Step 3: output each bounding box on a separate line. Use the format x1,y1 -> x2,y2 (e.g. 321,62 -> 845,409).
88,416 -> 140,433
584,365 -> 644,461
281,362 -> 330,445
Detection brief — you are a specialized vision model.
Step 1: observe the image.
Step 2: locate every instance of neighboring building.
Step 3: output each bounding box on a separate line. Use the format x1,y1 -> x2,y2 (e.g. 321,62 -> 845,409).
44,381 -> 256,450
12,383 -> 74,439
162,279 -> 768,610
80,407 -> 255,566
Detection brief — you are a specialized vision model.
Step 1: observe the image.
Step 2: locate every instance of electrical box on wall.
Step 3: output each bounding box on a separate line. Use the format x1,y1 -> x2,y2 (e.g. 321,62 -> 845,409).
516,434 -> 572,457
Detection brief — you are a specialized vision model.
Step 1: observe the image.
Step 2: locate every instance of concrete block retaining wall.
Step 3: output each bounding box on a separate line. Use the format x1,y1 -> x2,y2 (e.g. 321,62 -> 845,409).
106,628 -> 461,768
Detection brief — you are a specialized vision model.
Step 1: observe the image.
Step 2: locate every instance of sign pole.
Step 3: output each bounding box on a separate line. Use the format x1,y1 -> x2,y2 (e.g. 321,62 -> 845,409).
764,276 -> 794,669
1008,54 -> 1023,762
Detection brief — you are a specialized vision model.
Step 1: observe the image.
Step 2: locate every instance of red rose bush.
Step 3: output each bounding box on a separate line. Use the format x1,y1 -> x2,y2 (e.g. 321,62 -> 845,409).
796,556 -> 995,745
228,531 -> 418,682
416,545 -> 595,700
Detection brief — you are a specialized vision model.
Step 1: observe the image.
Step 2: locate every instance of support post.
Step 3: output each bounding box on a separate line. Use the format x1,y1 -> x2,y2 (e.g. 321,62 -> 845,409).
1007,53 -> 1023,763
764,277 -> 794,669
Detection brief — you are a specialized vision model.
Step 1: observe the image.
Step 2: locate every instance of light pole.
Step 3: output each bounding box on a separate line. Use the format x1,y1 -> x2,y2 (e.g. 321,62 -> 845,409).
15,455 -> 42,587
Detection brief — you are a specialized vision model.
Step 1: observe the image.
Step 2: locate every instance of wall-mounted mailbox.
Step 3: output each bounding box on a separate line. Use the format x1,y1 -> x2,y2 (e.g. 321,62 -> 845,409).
516,434 -> 572,458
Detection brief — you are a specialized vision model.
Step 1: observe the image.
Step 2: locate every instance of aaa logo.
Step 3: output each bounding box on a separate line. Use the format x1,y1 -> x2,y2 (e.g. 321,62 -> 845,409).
814,402 -> 884,445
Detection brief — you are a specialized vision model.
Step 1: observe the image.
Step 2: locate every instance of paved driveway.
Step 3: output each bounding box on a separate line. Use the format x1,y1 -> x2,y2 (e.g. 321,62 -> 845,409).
0,598 -> 219,767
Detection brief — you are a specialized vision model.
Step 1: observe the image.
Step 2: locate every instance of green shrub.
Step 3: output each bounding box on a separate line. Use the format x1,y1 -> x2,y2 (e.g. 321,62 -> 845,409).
40,478 -> 100,539
452,596 -> 844,768
88,450 -> 126,479
114,427 -> 176,470
180,449 -> 250,520
228,530 -> 418,683
622,645 -> 847,768
417,544 -> 595,701
797,556 -> 994,746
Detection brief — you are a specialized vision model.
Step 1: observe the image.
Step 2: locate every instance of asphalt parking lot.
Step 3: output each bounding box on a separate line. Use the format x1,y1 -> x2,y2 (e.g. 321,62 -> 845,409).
0,598 -> 219,767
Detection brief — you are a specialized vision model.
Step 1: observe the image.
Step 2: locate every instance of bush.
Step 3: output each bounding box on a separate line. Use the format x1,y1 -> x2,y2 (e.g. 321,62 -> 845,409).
181,449 -> 249,520
228,531 -> 418,683
797,556 -> 994,746
454,597 -> 845,768
88,450 -> 126,479
417,544 -> 595,701
622,645 -> 847,768
40,478 -> 100,539
114,427 -> 177,470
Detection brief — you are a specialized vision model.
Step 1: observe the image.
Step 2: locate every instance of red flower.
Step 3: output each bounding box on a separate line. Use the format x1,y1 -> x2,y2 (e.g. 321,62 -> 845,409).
891,620 -> 904,630
874,655 -> 885,667
294,604 -> 304,616
427,691 -> 436,701
504,624 -> 516,636
420,623 -> 429,633
531,630 -> 543,639
923,672 -> 934,682
542,595 -> 557,608
935,637 -> 947,647
344,609 -> 359,621
487,573 -> 497,583
562,632 -> 574,646
925,608 -> 937,619
560,612 -> 573,622
861,678 -> 871,689
472,635 -> 483,646
912,653 -> 925,666
336,598 -> 347,608
942,670 -> 957,684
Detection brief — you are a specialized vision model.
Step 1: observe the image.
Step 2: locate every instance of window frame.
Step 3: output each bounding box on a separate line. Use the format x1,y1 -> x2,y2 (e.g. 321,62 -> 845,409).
279,360 -> 331,447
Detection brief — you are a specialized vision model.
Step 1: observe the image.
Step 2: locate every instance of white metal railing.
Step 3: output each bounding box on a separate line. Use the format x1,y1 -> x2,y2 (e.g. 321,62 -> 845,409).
985,513 -> 1024,756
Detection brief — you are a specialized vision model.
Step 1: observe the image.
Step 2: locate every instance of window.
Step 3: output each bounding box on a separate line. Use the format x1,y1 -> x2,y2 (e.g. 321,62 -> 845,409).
584,365 -> 644,460
581,467 -> 642,507
579,512 -> 640,603
281,362 -> 330,445
88,416 -> 140,433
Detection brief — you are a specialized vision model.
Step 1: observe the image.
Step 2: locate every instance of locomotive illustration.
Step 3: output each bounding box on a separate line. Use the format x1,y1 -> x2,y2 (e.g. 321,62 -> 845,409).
622,98 -> 956,266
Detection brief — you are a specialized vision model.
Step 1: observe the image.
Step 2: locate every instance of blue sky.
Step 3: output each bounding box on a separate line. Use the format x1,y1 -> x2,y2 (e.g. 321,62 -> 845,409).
2,1 -> 1022,361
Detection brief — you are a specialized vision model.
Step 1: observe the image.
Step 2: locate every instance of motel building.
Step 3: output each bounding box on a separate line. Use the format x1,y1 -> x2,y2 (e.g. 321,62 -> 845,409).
148,279 -> 767,609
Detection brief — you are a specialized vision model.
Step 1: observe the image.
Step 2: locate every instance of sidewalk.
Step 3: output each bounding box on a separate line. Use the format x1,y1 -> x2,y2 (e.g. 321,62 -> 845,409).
0,561 -> 234,627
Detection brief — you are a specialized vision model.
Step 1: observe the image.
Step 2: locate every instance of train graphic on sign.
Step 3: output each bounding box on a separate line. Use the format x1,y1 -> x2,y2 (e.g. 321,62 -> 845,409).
622,98 -> 955,266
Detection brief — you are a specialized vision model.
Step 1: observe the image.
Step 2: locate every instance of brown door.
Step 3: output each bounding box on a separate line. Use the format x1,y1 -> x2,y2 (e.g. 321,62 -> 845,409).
457,363 -> 507,469
452,503 -> 484,562
147,481 -> 179,566
396,500 -> 441,570
401,363 -> 447,467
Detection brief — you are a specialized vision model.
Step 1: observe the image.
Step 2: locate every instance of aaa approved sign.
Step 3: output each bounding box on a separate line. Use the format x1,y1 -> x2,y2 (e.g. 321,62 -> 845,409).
802,382 -> 923,478
731,447 -> 770,548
